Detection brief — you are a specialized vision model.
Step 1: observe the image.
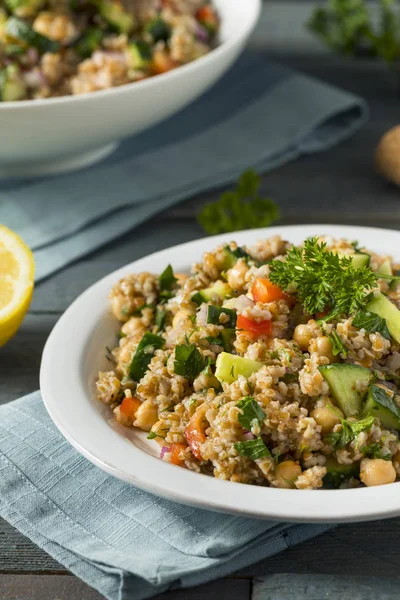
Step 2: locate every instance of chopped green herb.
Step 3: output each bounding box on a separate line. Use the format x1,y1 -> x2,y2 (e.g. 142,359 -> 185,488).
223,245 -> 254,269
159,265 -> 177,301
326,413 -> 375,449
352,311 -> 391,340
369,384 -> 400,420
234,437 -> 271,460
191,292 -> 204,306
327,329 -> 348,357
361,442 -> 391,460
119,331 -> 127,339
155,307 -> 166,331
237,396 -> 265,430
174,343 -> 205,380
197,170 -> 279,235
129,332 -> 165,381
207,305 -> 237,329
147,431 -> 158,440
206,329 -> 235,352
269,237 -> 377,319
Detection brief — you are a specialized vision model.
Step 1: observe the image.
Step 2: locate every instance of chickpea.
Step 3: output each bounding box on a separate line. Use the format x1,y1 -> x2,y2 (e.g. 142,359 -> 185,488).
227,259 -> 248,291
134,400 -> 158,431
360,458 -> 396,487
274,461 -> 302,489
293,324 -> 314,351
311,405 -> 343,434
313,336 -> 336,361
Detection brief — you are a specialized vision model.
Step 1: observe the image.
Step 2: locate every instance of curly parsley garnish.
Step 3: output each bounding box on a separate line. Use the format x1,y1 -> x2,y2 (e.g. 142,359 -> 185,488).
197,170 -> 279,235
268,237 -> 378,319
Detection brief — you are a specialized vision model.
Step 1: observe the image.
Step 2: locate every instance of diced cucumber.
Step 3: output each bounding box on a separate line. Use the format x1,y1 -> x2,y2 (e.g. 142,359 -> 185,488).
74,27 -> 103,58
366,292 -> 400,343
6,16 -> 60,53
207,305 -> 237,329
350,253 -> 371,269
127,40 -> 152,70
98,1 -> 134,34
319,364 -> 372,417
363,384 -> 400,432
376,259 -> 392,280
200,281 -> 232,303
337,252 -> 370,269
0,65 -> 26,101
144,17 -> 171,42
215,352 -> 262,384
223,245 -> 252,270
5,0 -> 46,17
323,456 -> 359,489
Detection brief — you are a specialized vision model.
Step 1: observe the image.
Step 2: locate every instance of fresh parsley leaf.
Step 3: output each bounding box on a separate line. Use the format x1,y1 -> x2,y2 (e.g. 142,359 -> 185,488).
327,329 -> 348,357
155,307 -> 166,331
159,265 -> 177,301
174,343 -> 205,380
205,329 -> 235,352
326,414 -> 375,449
237,397 -> 265,430
361,442 -> 391,460
352,311 -> 391,340
307,0 -> 400,63
268,237 -> 377,318
129,332 -> 165,381
234,437 -> 271,460
147,431 -> 158,440
197,170 -> 279,235
207,305 -> 237,329
369,385 -> 400,420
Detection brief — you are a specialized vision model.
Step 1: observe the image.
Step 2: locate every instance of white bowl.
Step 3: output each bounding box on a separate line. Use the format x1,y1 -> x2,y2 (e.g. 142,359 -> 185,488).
0,0 -> 261,179
40,225 -> 400,524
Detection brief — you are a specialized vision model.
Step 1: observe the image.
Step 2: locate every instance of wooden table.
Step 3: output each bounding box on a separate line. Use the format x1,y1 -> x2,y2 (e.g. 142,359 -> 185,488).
3,3 -> 400,598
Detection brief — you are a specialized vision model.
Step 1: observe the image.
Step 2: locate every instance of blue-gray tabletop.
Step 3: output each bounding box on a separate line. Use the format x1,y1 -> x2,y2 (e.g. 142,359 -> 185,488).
2,2 -> 400,599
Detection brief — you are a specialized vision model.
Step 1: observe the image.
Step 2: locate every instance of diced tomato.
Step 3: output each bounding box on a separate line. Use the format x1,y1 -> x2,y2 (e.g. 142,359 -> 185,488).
237,314 -> 272,338
185,405 -> 208,460
196,5 -> 219,31
120,396 -> 141,419
315,310 -> 330,319
251,278 -> 285,303
169,442 -> 187,466
151,49 -> 178,75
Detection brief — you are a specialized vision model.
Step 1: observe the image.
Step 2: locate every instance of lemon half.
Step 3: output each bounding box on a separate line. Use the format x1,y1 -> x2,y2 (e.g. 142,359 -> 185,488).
0,225 -> 35,347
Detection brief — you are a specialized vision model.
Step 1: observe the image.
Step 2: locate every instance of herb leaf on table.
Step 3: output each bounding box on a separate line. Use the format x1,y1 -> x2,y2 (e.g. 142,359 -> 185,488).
197,170 -> 279,235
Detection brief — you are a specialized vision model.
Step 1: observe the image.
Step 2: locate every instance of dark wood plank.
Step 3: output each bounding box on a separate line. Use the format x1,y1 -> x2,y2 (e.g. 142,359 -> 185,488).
0,575 -> 251,600
0,315 -> 58,405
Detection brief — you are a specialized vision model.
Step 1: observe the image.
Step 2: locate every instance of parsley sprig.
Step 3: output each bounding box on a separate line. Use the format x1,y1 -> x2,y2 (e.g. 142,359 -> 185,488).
326,413 -> 375,449
197,170 -> 279,235
268,237 -> 378,319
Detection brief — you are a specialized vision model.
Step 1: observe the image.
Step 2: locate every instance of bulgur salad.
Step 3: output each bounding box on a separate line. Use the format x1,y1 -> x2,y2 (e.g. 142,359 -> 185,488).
0,0 -> 219,101
97,235 -> 400,490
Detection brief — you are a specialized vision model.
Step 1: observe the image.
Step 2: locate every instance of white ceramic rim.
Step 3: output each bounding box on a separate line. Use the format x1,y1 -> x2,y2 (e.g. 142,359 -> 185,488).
0,0 -> 262,109
40,224 -> 400,523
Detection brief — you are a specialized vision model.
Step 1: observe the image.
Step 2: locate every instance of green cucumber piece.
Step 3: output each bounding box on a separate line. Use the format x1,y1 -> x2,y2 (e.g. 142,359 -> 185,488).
363,384 -> 400,432
127,40 -> 152,69
366,292 -> 400,344
6,17 -> 60,53
200,281 -> 232,303
319,364 -> 372,417
98,1 -> 134,33
0,66 -> 26,101
377,259 -> 392,279
215,352 -> 262,384
323,456 -> 359,488
350,252 -> 371,269
223,245 -> 252,270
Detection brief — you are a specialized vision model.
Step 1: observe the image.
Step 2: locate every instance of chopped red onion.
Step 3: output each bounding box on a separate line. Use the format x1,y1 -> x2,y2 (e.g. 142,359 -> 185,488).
242,432 -> 255,441
196,303 -> 208,326
234,295 -> 254,313
160,446 -> 170,459
195,22 -> 209,42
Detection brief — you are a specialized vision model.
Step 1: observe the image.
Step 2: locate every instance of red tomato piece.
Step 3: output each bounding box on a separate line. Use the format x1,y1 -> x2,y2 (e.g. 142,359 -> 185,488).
237,314 -> 272,337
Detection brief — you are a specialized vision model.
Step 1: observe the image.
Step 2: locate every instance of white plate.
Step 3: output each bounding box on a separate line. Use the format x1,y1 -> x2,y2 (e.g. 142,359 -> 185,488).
40,225 -> 400,523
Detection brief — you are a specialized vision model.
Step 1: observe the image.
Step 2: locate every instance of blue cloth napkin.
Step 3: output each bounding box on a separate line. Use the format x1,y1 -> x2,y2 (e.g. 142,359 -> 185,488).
0,53 -> 368,282
0,392 -> 333,600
